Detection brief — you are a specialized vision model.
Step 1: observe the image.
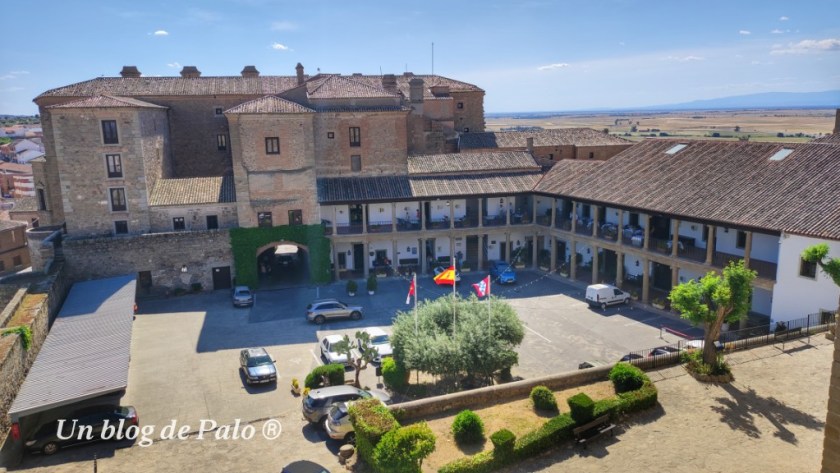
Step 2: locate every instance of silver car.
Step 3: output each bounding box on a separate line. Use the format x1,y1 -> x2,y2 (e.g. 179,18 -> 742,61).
325,402 -> 355,443
306,299 -> 363,325
357,327 -> 393,364
232,286 -> 254,307
301,385 -> 390,424
239,347 -> 277,384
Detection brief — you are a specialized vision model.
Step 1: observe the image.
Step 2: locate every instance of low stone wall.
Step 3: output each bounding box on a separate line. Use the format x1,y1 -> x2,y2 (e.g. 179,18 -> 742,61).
392,365 -> 613,421
0,289 -> 27,329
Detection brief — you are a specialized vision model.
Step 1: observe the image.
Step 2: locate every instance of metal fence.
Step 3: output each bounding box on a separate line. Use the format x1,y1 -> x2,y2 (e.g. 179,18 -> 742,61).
611,311 -> 837,370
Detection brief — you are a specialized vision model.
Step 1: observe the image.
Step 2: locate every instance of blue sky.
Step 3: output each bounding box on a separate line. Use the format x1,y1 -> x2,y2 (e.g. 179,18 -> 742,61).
2,0 -> 839,115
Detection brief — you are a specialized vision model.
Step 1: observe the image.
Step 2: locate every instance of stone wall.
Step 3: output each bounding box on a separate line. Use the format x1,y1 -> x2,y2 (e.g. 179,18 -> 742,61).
451,90 -> 485,133
313,111 -> 409,177
150,203 -> 238,232
823,319 -> 840,473
62,230 -> 233,293
0,225 -> 30,274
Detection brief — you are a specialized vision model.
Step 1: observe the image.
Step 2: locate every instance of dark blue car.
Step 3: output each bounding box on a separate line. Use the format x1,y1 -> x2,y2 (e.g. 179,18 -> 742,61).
489,260 -> 517,284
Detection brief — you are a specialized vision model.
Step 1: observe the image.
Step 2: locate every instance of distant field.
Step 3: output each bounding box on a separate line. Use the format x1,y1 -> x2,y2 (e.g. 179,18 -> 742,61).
486,109 -> 836,143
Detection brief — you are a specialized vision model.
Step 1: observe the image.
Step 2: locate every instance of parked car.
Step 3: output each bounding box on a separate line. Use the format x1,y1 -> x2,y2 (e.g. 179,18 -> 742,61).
25,405 -> 138,455
281,460 -> 331,473
619,353 -> 644,362
648,346 -> 681,357
585,283 -> 631,310
301,385 -> 391,424
433,266 -> 461,285
232,286 -> 254,308
324,402 -> 355,443
578,360 -> 611,369
320,334 -> 350,366
489,260 -> 517,284
357,327 -> 392,364
239,347 -> 277,385
306,299 -> 363,324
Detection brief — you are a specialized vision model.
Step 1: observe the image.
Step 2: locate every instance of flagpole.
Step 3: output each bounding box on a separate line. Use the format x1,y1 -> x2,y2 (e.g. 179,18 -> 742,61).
452,255 -> 456,334
413,272 -> 418,334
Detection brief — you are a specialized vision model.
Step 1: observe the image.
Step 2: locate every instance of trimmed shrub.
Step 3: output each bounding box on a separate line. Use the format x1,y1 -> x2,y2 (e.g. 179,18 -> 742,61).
490,429 -> 516,460
382,357 -> 407,391
514,413 -> 576,459
609,362 -> 646,393
452,410 -> 485,444
438,451 -> 496,473
529,386 -> 558,412
304,363 -> 345,389
617,381 -> 658,414
347,279 -> 358,294
567,393 -> 595,425
349,399 -> 399,467
373,422 -> 436,473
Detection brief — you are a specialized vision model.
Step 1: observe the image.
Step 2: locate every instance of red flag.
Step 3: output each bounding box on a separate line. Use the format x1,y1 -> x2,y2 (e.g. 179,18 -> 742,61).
406,279 -> 415,304
473,276 -> 490,298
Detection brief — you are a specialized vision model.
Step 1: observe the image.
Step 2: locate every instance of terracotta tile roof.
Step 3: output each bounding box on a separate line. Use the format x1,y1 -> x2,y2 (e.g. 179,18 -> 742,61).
313,105 -> 411,113
813,134 -> 840,143
224,95 -> 314,114
148,176 -> 235,206
408,151 -> 539,175
45,95 -> 167,109
307,75 -> 399,99
535,139 -> 840,240
317,171 -> 541,204
459,128 -> 632,149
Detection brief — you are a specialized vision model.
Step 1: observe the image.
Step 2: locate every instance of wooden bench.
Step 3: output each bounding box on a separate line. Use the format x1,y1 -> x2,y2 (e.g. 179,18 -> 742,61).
572,414 -> 616,449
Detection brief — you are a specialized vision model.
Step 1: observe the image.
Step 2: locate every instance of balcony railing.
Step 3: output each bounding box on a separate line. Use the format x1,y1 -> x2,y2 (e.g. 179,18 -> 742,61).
575,219 -> 593,236
336,223 -> 363,235
536,215 -> 552,226
454,216 -> 478,228
556,218 -> 572,231
597,223 -> 619,242
367,221 -> 393,233
427,219 -> 450,230
713,251 -> 778,280
396,218 -> 421,232
510,212 -> 532,225
483,215 -> 506,227
649,237 -> 671,255
677,245 -> 707,263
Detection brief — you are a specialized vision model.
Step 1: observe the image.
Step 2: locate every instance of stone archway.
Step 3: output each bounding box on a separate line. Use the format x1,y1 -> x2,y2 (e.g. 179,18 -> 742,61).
255,240 -> 310,289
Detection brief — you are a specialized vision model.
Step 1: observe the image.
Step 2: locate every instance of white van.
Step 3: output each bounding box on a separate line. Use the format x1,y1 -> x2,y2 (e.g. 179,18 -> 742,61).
585,284 -> 631,310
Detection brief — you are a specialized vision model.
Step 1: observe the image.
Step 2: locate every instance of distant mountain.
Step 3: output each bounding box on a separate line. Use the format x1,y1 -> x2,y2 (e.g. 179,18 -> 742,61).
646,90 -> 840,111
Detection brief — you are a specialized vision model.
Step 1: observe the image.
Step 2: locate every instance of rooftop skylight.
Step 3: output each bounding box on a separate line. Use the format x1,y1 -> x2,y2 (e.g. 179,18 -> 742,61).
665,143 -> 688,155
769,148 -> 794,161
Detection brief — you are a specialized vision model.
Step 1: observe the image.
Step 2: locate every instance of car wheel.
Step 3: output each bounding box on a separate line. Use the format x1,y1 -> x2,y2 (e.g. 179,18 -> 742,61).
350,311 -> 361,320
601,302 -> 607,310
345,432 -> 356,445
623,298 -> 630,305
318,416 -> 328,429
314,315 -> 325,325
42,442 -> 59,455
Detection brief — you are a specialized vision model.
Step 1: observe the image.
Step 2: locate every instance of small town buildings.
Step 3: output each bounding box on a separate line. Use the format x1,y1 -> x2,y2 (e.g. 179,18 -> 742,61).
0,220 -> 30,274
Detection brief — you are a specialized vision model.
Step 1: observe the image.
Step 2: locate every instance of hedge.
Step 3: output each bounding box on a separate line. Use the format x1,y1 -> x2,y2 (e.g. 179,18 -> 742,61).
382,357 -> 407,391
304,363 -> 346,389
229,225 -> 331,287
567,392 -> 595,424
349,399 -> 399,467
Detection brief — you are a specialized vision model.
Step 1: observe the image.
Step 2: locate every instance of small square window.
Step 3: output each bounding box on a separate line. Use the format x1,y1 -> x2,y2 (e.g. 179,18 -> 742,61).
588,152 -> 595,159
258,212 -> 272,228
217,134 -> 227,150
265,137 -> 280,154
173,217 -> 185,231
351,155 -> 361,172
289,210 -> 303,225
0,261 -> 6,272
799,258 -> 817,279
206,215 -> 219,230
349,127 -> 361,147
549,153 -> 554,160
214,107 -> 224,116
114,220 -> 128,234
105,154 -> 123,178
457,102 -> 464,109
13,255 -> 22,267
736,231 -> 747,249
110,188 -> 127,212
102,120 -> 119,144
327,132 -> 335,139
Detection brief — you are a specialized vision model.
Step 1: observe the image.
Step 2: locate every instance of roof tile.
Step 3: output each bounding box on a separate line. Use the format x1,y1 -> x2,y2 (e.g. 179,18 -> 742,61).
149,176 -> 235,206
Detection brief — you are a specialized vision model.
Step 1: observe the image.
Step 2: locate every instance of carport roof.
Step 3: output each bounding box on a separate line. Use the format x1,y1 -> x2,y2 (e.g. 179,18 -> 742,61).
9,275 -> 136,421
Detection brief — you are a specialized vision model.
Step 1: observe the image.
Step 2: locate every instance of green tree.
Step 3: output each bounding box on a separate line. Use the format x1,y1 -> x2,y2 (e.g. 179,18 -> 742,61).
802,244 -> 840,332
333,331 -> 378,388
372,422 -> 436,473
669,261 -> 756,365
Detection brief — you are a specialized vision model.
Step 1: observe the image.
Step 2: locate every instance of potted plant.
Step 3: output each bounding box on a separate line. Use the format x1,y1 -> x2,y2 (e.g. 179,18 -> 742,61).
291,378 -> 301,395
302,387 -> 310,398
366,274 -> 377,295
630,290 -> 640,301
651,298 -> 666,310
346,279 -> 358,297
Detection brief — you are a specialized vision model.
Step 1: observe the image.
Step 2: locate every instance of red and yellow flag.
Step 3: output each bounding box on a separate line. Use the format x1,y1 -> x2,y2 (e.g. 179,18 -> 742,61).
433,266 -> 457,286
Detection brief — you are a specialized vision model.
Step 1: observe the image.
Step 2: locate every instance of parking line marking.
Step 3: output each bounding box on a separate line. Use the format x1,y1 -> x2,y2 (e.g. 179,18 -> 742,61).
525,325 -> 552,343
309,349 -> 323,365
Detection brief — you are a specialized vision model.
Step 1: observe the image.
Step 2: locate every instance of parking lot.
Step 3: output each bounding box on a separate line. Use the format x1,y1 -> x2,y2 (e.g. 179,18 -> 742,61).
13,270 -> 701,471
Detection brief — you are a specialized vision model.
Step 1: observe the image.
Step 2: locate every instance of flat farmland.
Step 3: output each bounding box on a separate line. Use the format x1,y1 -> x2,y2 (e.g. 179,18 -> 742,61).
486,108 -> 836,143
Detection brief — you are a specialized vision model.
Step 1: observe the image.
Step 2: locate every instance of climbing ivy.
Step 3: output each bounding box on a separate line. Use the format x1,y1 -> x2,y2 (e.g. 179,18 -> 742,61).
229,225 -> 331,287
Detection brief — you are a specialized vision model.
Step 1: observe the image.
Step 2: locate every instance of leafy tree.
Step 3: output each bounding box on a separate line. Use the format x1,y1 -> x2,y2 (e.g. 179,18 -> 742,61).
372,422 -> 436,473
802,244 -> 840,332
669,261 -> 756,365
391,295 -> 524,387
333,331 -> 378,388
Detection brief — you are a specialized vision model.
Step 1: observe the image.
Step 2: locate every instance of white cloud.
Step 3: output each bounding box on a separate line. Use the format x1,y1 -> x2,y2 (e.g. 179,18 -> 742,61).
663,55 -> 705,62
271,21 -> 298,31
771,29 -> 787,34
166,62 -> 181,69
9,70 -> 29,75
271,42 -> 290,51
153,30 -> 169,36
771,38 -> 840,54
537,63 -> 569,71
739,30 -> 751,35
780,16 -> 789,21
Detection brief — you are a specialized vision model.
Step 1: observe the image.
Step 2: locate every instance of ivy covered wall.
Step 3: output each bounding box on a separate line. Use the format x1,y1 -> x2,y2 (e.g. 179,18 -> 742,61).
230,225 -> 331,287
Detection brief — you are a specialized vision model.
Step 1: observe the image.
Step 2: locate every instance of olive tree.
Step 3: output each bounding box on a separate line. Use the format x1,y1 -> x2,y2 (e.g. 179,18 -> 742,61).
669,260 -> 756,365
333,331 -> 378,388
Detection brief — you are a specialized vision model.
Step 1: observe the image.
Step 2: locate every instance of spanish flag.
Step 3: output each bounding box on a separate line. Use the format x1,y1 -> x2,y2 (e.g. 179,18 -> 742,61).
433,266 -> 457,286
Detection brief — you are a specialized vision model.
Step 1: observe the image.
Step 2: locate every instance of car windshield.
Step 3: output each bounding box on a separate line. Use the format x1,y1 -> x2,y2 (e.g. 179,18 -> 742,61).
236,289 -> 251,296
359,390 -> 372,399
329,405 -> 348,421
371,335 -> 389,345
247,355 -> 272,367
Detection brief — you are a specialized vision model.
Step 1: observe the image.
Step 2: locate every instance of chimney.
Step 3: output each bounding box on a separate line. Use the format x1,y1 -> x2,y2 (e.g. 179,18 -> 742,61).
180,66 -> 201,78
409,77 -> 424,103
526,137 -> 534,154
834,109 -> 840,135
430,85 -> 449,97
296,63 -> 305,86
241,65 -> 259,78
120,66 -> 141,78
381,74 -> 397,92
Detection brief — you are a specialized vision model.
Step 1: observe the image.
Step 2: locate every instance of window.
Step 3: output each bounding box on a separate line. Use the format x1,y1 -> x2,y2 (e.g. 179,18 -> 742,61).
114,220 -> 128,234
665,144 -> 688,155
588,152 -> 595,159
549,153 -> 554,160
327,132 -> 335,139
289,210 -> 303,225
800,258 -> 817,279
257,212 -> 272,228
105,154 -> 123,178
102,120 -> 118,144
463,127 -> 469,133
217,134 -> 227,150
214,107 -> 224,116
265,137 -> 280,154
629,213 -> 639,227
0,261 -> 5,272
206,215 -> 219,230
12,256 -> 21,267
173,217 -> 185,231
109,188 -> 127,212
581,204 -> 591,219
351,155 -> 362,172
349,127 -> 361,147
37,189 -> 47,211
736,231 -> 747,249
457,102 -> 464,109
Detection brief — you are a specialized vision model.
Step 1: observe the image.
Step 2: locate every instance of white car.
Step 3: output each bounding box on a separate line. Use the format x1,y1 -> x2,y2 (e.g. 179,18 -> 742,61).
357,327 -> 393,364
320,334 -> 350,366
